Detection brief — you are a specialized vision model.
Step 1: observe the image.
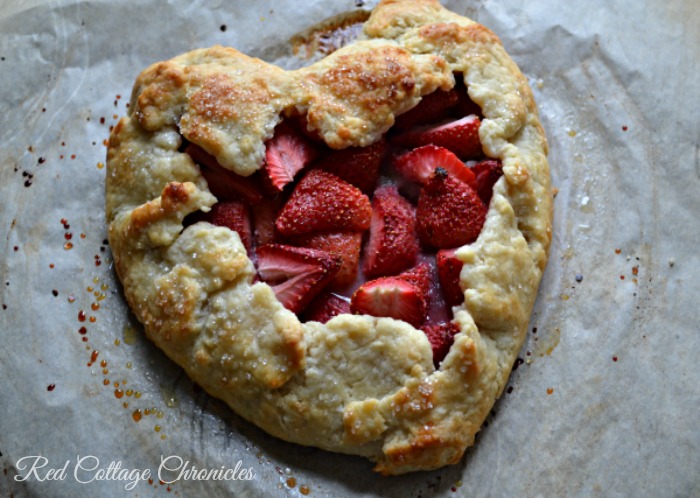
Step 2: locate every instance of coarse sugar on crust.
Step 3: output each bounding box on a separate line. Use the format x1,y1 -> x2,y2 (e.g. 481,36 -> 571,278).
106,0 -> 552,474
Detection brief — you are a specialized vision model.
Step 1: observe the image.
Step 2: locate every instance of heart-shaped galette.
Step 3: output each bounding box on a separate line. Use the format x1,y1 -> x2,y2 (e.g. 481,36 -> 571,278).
106,0 -> 552,474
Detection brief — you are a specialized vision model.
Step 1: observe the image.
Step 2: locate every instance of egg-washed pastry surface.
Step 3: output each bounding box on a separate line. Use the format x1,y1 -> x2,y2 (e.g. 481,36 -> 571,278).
106,0 -> 552,474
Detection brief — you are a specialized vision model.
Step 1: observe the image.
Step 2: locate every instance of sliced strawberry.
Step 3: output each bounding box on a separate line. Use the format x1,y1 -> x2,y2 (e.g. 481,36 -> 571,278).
392,145 -> 477,190
436,248 -> 464,307
398,261 -> 431,298
363,185 -> 418,278
263,121 -> 319,192
350,276 -> 426,328
256,244 -> 341,313
417,167 -> 487,248
314,139 -> 386,194
392,115 -> 482,160
398,262 -> 432,319
198,201 -> 252,254
185,144 -> 263,204
275,170 -> 371,237
251,198 -> 283,247
394,89 -> 459,130
471,159 -> 503,206
302,291 -> 351,324
292,231 -> 362,288
421,321 -> 460,367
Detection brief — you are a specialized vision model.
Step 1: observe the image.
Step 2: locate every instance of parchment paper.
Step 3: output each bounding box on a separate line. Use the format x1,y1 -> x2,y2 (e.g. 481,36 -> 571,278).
1,0 -> 699,496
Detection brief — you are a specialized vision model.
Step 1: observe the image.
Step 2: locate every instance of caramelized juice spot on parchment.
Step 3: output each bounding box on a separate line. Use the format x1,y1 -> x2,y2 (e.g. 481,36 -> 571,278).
290,10 -> 370,60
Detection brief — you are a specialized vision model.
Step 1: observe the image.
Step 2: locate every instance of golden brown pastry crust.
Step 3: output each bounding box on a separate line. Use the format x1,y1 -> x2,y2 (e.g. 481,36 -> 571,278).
106,0 -> 552,474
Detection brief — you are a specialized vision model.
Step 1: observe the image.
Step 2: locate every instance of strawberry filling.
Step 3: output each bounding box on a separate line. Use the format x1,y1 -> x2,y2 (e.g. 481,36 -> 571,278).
363,185 -> 419,279
392,145 -> 477,190
263,120 -> 319,192
185,144 -> 264,205
256,244 -> 341,314
301,291 -> 351,324
416,167 -> 487,248
436,248 -> 464,308
275,170 -> 372,236
392,115 -> 482,160
184,76 -> 504,366
350,274 -> 427,328
291,231 -> 363,288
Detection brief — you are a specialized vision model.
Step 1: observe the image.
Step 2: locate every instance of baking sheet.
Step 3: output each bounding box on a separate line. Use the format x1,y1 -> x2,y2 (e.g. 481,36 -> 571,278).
1,0 -> 699,496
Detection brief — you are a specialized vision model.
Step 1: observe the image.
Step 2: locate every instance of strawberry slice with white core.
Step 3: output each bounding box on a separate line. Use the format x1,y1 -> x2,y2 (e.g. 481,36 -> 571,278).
393,145 -> 477,190
393,115 -> 482,160
256,244 -> 341,313
350,277 -> 426,328
263,122 -> 319,192
363,185 -> 418,278
399,261 -> 432,297
293,231 -> 363,288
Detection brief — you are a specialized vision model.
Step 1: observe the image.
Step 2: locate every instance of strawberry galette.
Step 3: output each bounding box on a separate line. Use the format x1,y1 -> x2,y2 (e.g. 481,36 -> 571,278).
106,0 -> 552,474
